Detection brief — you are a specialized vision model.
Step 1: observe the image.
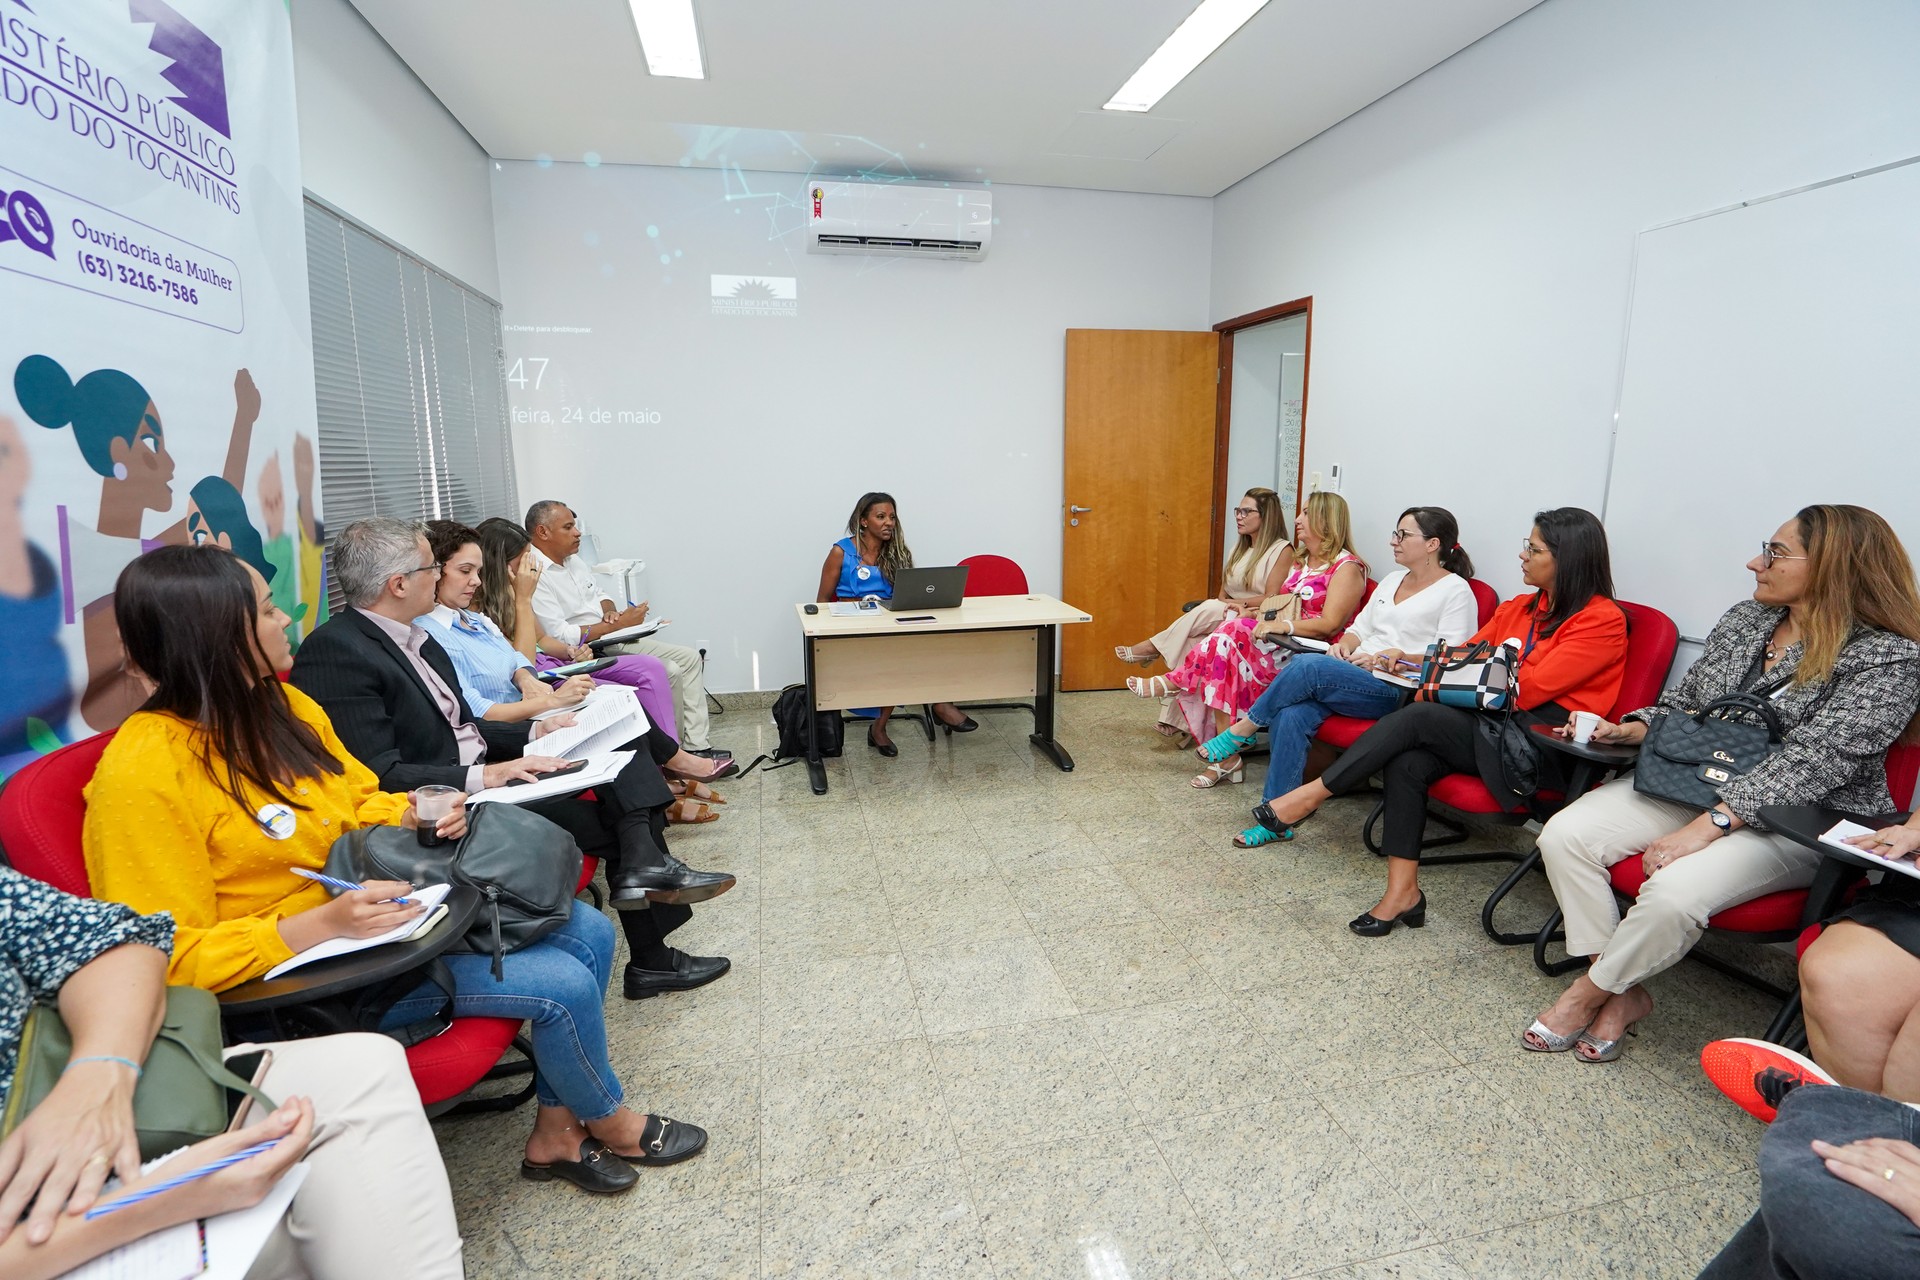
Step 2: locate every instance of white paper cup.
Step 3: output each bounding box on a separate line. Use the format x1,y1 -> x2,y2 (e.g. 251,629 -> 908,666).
1570,711 -> 1602,745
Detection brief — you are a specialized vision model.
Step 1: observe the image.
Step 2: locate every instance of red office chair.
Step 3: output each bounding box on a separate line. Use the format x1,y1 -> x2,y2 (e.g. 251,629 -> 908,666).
1314,577 -> 1502,757
958,554 -> 1029,596
1546,743 -> 1920,1042
952,554 -> 1036,718
0,733 -> 537,1115
1341,601 -> 1678,938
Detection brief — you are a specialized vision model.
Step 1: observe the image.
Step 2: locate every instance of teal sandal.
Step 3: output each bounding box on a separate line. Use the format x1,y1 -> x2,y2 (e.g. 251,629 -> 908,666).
1233,824 -> 1292,849
1196,728 -> 1258,764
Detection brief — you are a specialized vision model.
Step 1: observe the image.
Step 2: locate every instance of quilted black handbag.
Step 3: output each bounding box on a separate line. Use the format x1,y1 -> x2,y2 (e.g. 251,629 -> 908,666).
1632,692 -> 1785,810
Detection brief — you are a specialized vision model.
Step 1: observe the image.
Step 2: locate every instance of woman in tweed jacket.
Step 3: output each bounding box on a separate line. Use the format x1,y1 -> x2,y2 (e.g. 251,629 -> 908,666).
1524,505 -> 1920,1062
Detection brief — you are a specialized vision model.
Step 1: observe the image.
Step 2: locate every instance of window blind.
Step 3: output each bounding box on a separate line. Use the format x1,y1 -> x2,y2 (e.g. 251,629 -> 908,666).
302,199 -> 517,612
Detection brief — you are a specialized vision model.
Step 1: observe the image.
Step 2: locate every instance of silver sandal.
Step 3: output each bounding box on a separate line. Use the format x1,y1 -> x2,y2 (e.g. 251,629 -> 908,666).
1520,1018 -> 1586,1053
1574,1024 -> 1640,1063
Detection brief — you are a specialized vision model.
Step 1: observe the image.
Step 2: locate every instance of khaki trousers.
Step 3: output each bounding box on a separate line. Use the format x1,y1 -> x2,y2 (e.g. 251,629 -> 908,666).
236,1034 -> 464,1280
603,637 -> 711,749
1538,775 -> 1821,994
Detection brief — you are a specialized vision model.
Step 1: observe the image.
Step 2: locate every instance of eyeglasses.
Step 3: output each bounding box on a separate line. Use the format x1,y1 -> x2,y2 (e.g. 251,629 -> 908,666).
1388,529 -> 1423,545
403,563 -> 442,579
1232,507 -> 1259,518
1520,540 -> 1548,559
1759,542 -> 1808,569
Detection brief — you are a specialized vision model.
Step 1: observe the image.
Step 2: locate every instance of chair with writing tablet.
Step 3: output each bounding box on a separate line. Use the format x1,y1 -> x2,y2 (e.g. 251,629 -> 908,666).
1556,742 -> 1920,1046
0,732 -> 541,1115
1311,576 -> 1501,776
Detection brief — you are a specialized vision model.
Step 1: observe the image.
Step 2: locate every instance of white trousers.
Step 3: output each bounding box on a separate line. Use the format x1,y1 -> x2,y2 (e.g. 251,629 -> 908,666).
604,637 -> 711,749
1537,775 -> 1821,994
236,1034 -> 464,1280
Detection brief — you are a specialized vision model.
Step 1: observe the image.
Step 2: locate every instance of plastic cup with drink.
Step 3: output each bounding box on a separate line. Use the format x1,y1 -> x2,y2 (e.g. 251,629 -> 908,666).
413,784 -> 461,847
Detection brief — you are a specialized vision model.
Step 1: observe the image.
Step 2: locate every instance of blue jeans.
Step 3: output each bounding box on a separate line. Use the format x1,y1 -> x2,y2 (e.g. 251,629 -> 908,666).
1242,653 -> 1405,802
381,901 -> 624,1120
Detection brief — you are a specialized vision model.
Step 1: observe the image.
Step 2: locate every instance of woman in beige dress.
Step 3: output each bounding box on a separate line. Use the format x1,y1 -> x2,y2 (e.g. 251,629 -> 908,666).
1116,487 -> 1293,741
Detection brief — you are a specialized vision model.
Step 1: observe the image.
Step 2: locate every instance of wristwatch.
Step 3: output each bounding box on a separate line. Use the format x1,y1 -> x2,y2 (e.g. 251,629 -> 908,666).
1708,809 -> 1733,834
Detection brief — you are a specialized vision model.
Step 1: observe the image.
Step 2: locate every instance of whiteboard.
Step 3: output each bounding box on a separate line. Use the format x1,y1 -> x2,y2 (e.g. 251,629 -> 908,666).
1603,158 -> 1920,641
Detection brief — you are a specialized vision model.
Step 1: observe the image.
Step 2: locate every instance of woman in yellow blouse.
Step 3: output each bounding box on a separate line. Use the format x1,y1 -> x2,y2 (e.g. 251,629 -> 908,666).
83,546 -> 706,1194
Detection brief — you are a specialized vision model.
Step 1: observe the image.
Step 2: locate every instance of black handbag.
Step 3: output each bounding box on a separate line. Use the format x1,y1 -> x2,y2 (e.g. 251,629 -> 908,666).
1632,692 -> 1785,810
325,802 -> 583,980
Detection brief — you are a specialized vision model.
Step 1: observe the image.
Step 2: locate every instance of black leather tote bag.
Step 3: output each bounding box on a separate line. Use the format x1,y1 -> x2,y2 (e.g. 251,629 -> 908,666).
1632,692 -> 1785,811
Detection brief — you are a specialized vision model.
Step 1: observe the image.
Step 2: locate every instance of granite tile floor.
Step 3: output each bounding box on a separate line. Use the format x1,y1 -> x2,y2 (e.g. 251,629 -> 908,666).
431,691 -> 1772,1279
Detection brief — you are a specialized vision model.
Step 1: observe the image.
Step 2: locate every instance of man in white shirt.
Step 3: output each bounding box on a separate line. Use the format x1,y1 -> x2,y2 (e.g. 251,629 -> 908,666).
524,500 -> 724,758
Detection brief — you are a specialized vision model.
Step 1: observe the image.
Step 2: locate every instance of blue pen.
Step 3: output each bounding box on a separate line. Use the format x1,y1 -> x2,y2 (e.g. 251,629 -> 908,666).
291,866 -> 415,906
85,1140 -> 283,1219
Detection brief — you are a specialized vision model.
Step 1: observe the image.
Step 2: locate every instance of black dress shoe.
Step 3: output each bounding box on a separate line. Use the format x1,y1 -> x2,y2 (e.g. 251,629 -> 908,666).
939,715 -> 979,734
613,1114 -> 708,1166
685,747 -> 733,761
607,854 -> 736,908
1348,892 -> 1427,937
623,949 -> 732,999
520,1137 -> 640,1194
867,727 -> 898,757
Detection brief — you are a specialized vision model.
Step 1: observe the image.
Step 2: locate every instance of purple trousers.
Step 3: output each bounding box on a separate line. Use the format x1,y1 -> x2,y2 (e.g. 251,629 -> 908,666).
535,652 -> 679,745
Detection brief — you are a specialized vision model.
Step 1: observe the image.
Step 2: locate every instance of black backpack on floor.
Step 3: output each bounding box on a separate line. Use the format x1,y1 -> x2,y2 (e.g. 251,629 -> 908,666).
773,683 -> 841,760
736,684 -> 842,777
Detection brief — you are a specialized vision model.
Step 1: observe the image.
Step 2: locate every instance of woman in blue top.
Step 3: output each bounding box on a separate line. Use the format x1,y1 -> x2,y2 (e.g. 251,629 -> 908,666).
815,492 -> 977,756
414,521 -> 733,807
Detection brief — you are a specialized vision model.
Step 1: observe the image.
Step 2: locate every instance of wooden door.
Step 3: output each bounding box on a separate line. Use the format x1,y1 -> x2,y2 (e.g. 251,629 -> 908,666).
1061,329 -> 1221,691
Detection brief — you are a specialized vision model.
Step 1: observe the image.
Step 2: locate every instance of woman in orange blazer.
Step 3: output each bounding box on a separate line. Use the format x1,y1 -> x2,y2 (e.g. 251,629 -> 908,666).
1252,508 -> 1628,937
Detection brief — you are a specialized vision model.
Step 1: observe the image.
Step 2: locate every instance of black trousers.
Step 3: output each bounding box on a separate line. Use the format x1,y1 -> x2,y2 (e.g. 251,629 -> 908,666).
524,722 -> 691,964
1698,1085 -> 1920,1279
1318,702 -> 1482,863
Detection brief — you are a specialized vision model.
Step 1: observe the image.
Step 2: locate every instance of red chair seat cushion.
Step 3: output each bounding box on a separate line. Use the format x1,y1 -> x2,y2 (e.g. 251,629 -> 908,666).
1607,858 -> 1810,933
0,733 -> 116,896
576,855 -> 599,897
404,1016 -> 526,1107
1315,716 -> 1375,750
1427,773 -> 1562,815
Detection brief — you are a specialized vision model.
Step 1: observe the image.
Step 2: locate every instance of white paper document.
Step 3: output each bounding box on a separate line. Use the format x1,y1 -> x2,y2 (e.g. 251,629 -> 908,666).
531,683 -> 625,720
593,619 -> 664,644
1819,820 -> 1920,881
526,687 -> 649,760
469,751 -> 635,807
826,602 -> 878,618
264,883 -> 453,979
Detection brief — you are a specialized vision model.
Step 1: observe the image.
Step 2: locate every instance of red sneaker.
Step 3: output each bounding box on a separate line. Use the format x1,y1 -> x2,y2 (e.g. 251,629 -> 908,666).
1700,1038 -> 1835,1123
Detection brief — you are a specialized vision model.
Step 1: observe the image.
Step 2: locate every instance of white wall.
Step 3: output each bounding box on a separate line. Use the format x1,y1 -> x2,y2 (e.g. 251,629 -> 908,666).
290,0 -> 501,298
491,162 -> 1212,691
1211,0 -> 1920,606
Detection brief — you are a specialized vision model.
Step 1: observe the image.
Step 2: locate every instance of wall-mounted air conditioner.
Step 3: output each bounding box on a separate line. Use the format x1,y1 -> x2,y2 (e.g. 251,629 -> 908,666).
805,181 -> 992,261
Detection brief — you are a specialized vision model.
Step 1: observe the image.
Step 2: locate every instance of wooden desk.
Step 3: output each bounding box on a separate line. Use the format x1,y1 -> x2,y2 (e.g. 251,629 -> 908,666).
795,594 -> 1093,794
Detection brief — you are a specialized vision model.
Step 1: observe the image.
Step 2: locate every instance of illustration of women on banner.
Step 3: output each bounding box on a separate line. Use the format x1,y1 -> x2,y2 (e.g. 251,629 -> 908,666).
13,355 -> 262,731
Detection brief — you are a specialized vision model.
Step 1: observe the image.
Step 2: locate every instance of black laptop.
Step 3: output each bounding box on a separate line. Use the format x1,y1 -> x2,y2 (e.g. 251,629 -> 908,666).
883,566 -> 969,610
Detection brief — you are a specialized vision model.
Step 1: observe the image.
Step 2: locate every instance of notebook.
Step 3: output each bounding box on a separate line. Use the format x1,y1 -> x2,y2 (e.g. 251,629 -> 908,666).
1819,820 -> 1920,882
264,883 -> 452,979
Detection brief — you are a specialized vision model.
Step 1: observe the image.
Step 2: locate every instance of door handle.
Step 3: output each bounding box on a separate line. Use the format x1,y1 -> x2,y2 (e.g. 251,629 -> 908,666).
1069,505 -> 1093,514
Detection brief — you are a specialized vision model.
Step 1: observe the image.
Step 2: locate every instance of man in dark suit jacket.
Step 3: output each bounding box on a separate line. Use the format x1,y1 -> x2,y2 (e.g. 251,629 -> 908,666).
292,518 -> 733,999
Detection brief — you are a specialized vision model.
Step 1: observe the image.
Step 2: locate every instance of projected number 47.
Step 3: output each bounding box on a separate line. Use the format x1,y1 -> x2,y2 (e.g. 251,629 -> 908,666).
507,359 -> 662,427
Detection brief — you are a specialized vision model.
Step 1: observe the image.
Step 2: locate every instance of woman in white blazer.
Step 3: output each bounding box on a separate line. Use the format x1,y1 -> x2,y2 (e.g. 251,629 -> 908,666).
1194,506 -> 1481,847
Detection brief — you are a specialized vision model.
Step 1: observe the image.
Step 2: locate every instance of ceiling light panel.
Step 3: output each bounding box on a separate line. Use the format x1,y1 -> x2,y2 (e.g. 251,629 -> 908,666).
1104,0 -> 1269,113
629,0 -> 706,79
